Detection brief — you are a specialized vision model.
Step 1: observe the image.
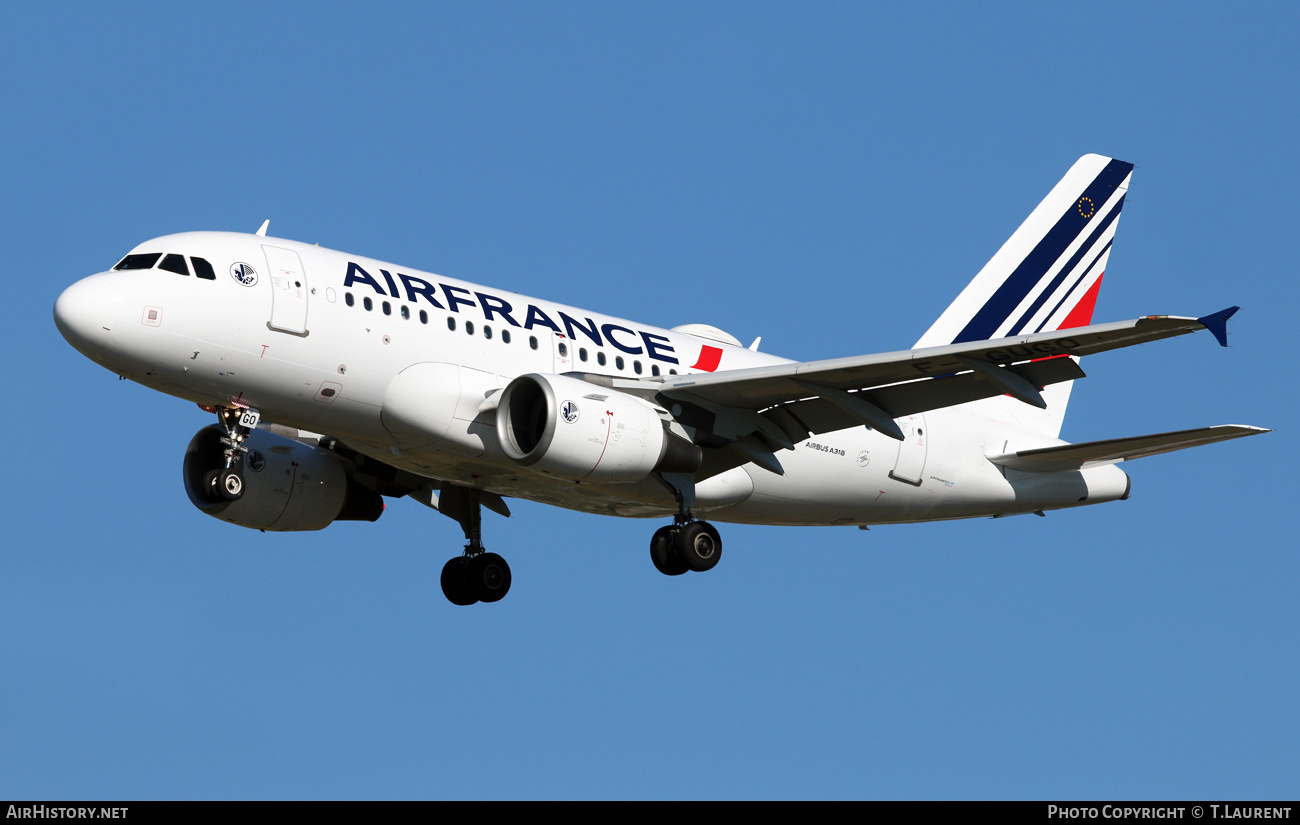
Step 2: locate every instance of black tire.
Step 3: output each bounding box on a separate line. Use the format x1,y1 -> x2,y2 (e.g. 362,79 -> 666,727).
676,521 -> 722,572
650,525 -> 688,576
440,556 -> 478,606
471,552 -> 512,603
217,469 -> 244,501
202,469 -> 225,504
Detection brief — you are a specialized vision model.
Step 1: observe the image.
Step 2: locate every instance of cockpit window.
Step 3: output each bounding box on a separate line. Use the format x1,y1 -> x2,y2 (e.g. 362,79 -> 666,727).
114,253 -> 161,270
159,254 -> 190,276
191,257 -> 216,280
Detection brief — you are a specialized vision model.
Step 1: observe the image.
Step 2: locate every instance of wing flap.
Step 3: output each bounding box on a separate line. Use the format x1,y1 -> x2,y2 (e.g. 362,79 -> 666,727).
987,425 -> 1270,472
769,356 -> 1086,439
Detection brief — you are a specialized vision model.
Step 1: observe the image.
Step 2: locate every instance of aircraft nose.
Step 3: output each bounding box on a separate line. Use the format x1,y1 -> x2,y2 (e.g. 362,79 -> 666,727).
54,274 -> 122,361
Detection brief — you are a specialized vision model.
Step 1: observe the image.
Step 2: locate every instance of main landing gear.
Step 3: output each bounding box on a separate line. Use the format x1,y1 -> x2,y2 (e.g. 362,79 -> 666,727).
650,516 -> 723,576
203,406 -> 259,503
440,553 -> 512,606
650,475 -> 723,577
436,484 -> 512,606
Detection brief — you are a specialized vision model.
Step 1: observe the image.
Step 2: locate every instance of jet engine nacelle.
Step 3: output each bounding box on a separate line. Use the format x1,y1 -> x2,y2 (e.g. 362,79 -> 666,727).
183,425 -> 383,531
496,373 -> 700,484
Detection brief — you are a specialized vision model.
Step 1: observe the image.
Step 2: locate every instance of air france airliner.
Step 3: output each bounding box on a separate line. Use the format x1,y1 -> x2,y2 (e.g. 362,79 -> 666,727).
54,155 -> 1268,605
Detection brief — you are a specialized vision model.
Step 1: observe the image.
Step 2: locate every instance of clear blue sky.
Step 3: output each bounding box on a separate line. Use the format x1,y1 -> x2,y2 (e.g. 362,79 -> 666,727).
2,2 -> 1294,800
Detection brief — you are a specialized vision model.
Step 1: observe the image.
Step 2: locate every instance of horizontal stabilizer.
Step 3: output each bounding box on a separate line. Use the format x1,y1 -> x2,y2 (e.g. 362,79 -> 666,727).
988,425 -> 1270,472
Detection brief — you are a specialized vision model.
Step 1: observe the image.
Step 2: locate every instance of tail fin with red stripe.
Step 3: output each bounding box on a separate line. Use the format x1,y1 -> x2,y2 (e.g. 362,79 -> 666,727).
916,154 -> 1135,437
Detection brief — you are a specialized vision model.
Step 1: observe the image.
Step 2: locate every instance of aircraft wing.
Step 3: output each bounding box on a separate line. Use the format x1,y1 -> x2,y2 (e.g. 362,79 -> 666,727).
660,311 -> 1234,412
651,309 -> 1240,477
986,425 -> 1270,472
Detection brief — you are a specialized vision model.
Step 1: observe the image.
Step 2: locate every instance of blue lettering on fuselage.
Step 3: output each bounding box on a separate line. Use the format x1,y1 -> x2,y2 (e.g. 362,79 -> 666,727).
343,262 -> 386,296
523,304 -> 561,334
640,331 -> 679,364
441,284 -> 477,313
477,293 -> 520,327
560,313 -> 602,346
601,323 -> 642,354
398,273 -> 445,309
340,261 -> 680,363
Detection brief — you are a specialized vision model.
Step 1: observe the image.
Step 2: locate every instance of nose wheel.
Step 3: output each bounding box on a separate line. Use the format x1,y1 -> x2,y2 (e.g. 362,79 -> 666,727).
204,467 -> 246,501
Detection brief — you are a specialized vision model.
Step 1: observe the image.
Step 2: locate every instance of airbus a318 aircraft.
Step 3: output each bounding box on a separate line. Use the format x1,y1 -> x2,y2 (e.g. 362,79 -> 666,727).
54,155 -> 1267,605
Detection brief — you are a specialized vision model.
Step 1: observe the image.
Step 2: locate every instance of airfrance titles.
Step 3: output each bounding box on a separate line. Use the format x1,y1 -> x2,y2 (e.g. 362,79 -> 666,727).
343,262 -> 681,364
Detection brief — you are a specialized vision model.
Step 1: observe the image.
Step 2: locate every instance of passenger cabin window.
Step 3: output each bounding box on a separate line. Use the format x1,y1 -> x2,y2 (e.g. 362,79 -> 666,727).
191,257 -> 216,280
159,254 -> 189,276
114,253 -> 161,270
501,329 -> 511,344
345,292 -> 355,307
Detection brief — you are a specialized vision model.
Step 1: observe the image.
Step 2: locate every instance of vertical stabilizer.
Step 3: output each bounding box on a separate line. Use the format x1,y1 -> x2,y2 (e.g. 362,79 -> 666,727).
915,154 -> 1134,437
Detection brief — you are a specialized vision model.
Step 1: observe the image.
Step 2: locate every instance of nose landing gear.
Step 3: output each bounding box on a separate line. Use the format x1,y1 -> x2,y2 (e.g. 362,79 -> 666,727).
201,405 -> 260,503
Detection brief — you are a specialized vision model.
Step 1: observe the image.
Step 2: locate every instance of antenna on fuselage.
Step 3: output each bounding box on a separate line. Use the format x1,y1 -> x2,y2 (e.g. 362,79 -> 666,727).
255,220 -> 270,237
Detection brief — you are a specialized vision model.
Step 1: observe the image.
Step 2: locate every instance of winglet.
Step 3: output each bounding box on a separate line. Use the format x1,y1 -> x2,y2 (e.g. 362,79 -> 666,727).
255,219 -> 270,237
1196,306 -> 1239,347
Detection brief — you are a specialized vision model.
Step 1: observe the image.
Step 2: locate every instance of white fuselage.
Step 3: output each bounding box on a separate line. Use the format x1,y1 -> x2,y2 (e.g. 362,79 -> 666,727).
54,231 -> 1130,526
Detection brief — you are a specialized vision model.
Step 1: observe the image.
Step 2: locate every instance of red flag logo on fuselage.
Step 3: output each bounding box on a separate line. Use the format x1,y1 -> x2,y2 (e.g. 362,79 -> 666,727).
691,345 -> 723,372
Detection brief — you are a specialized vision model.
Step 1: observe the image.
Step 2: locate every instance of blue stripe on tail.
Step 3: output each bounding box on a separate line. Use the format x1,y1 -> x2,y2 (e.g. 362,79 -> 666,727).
952,159 -> 1133,344
1008,195 -> 1125,336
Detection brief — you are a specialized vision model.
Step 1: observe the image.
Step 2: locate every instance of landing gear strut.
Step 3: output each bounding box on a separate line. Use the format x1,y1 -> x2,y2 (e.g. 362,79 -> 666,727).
436,484 -> 513,606
204,406 -> 259,502
650,473 -> 723,576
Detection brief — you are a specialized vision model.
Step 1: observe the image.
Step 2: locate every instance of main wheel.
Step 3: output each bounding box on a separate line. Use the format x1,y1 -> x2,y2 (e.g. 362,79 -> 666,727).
676,521 -> 722,572
470,552 -> 512,603
440,556 -> 478,606
650,525 -> 688,576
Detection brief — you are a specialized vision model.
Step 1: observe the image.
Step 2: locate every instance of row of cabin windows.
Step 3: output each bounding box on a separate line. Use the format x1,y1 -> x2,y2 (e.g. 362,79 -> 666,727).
558,341 -> 670,377
342,291 -> 676,377
114,252 -> 216,280
345,290 -> 519,346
